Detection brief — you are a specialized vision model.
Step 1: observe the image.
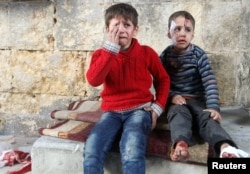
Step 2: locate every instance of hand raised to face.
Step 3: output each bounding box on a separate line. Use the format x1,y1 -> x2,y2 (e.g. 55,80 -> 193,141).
106,17 -> 138,50
107,25 -> 120,45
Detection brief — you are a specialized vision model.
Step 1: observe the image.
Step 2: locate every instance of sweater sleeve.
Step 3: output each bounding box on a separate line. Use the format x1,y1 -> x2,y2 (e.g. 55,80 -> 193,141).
197,51 -> 220,112
146,47 -> 170,115
86,49 -> 115,87
86,41 -> 121,86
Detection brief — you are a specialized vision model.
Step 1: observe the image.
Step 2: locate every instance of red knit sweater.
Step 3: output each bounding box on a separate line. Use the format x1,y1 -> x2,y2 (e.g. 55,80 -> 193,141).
86,38 -> 170,112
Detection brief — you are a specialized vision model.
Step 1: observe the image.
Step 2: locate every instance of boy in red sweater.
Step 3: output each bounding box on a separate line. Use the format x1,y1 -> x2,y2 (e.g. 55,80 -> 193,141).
84,3 -> 170,174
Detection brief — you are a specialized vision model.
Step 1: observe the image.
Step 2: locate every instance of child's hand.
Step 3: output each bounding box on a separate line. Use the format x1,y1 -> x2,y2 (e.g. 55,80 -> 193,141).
144,107 -> 158,130
107,26 -> 120,45
151,111 -> 158,130
172,95 -> 186,105
203,108 -> 222,122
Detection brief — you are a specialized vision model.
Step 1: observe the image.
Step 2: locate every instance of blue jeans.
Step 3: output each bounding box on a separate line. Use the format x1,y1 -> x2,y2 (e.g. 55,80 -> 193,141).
83,109 -> 152,174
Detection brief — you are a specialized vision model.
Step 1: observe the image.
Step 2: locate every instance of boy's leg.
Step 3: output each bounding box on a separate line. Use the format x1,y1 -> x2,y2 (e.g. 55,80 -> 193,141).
167,104 -> 194,161
83,112 -> 122,174
119,109 -> 151,174
199,116 -> 237,156
167,104 -> 194,146
187,100 -> 237,156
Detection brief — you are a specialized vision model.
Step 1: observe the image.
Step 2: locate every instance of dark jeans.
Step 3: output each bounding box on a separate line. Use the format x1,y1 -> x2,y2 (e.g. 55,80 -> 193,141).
83,109 -> 152,174
167,99 -> 237,155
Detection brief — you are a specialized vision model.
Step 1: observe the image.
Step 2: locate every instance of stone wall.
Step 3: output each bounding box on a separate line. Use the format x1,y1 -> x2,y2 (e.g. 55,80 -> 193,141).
0,0 -> 249,119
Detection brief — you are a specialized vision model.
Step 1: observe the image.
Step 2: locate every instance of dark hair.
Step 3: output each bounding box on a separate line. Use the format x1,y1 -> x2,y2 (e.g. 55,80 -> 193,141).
168,11 -> 195,30
104,3 -> 138,27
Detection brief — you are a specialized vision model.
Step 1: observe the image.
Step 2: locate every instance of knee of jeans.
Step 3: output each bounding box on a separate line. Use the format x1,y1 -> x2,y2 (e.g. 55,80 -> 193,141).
84,137 -> 99,160
121,150 -> 144,163
120,142 -> 146,163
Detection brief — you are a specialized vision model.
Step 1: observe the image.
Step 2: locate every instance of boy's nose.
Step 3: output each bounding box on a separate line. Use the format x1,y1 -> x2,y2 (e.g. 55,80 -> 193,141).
178,30 -> 186,36
118,24 -> 125,32
179,29 -> 186,36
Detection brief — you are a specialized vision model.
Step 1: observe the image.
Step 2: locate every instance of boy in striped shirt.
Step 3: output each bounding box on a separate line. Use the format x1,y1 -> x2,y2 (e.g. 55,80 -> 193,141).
160,10 -> 248,161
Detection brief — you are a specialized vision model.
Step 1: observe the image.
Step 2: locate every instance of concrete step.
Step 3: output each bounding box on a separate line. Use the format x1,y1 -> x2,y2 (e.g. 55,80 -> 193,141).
31,136 -> 207,174
1,107 -> 248,174
30,107 -> 250,174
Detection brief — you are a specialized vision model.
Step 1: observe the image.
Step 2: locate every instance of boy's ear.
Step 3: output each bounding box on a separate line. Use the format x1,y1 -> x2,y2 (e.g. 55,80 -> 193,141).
133,26 -> 139,36
167,32 -> 171,39
105,26 -> 109,32
105,24 -> 112,33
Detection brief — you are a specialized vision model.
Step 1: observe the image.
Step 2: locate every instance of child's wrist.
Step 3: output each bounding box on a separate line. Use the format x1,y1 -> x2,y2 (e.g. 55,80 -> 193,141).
103,40 -> 120,54
151,103 -> 163,117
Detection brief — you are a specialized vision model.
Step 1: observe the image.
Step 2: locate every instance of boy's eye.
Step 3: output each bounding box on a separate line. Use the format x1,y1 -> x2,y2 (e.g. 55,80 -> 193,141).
173,26 -> 192,33
174,27 -> 181,32
185,27 -> 191,32
124,23 -> 131,28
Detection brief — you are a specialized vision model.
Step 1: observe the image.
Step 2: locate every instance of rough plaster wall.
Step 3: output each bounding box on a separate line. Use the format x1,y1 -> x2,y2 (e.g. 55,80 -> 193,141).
0,0 -> 249,119
237,0 -> 250,107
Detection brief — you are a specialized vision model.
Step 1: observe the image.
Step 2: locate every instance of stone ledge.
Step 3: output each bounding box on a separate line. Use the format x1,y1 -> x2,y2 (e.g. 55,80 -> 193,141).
31,136 -> 207,174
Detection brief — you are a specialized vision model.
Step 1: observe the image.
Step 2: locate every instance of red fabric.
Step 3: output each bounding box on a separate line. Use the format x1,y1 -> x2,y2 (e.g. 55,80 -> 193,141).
86,38 -> 170,111
50,100 -> 103,123
58,121 -> 95,142
0,150 -> 31,174
0,150 -> 30,167
7,162 -> 31,174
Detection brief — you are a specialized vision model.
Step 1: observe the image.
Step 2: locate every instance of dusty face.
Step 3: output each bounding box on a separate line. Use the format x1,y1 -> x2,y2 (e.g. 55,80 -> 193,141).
107,17 -> 138,50
168,16 -> 194,51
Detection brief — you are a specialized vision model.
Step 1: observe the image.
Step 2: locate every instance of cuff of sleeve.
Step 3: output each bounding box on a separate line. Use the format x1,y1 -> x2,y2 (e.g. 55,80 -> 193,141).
151,103 -> 163,117
103,41 -> 120,54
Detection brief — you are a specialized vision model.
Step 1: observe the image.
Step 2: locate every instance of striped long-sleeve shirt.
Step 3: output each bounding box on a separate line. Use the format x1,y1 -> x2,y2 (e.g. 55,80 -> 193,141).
160,44 -> 220,111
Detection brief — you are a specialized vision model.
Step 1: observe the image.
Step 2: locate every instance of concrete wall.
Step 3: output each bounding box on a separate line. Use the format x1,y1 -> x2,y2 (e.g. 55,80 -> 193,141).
0,0 -> 249,134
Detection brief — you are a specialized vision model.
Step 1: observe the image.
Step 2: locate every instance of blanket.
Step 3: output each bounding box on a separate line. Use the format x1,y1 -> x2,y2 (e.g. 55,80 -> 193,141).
0,150 -> 31,174
39,100 -> 213,165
